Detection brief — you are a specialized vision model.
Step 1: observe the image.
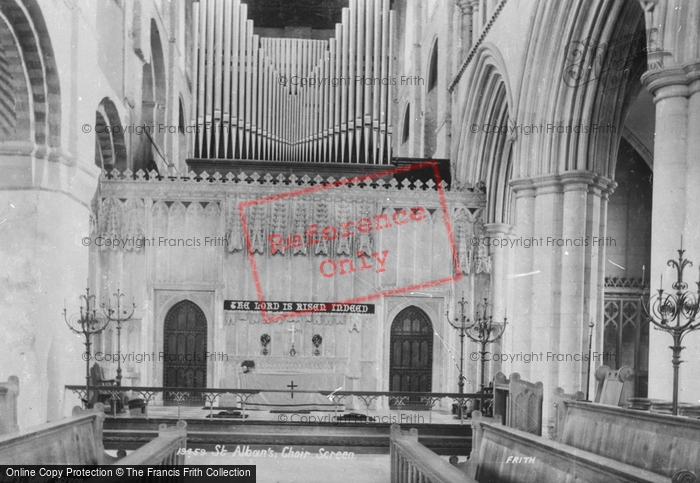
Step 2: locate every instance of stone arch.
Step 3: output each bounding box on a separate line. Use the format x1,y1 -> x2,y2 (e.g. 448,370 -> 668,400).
94,97 -> 126,173
514,0 -> 646,179
453,43 -> 515,224
0,0 -> 61,148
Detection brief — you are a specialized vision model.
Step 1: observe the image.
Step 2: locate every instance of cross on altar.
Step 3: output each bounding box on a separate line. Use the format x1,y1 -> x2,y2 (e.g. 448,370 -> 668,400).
287,321 -> 299,356
287,380 -> 297,399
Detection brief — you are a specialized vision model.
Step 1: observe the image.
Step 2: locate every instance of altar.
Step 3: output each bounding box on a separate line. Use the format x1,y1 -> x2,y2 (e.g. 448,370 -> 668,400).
240,372 -> 344,411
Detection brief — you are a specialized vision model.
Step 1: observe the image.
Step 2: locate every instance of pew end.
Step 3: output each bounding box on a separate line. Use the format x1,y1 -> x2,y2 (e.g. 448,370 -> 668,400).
0,402 -> 187,466
492,372 -> 544,435
548,387 -> 585,441
0,376 -> 19,434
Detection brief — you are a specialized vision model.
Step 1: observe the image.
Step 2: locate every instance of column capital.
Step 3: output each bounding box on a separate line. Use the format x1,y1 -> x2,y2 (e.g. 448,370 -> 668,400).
483,223 -> 511,238
642,62 -> 700,102
456,0 -> 472,13
509,171 -> 615,197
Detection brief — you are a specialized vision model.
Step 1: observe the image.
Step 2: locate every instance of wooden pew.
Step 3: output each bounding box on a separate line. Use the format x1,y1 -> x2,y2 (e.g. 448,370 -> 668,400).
467,412 -> 668,483
547,387 -> 585,439
0,403 -> 186,465
389,424 -> 477,483
0,376 -> 19,434
492,372 -> 543,435
555,400 -> 700,481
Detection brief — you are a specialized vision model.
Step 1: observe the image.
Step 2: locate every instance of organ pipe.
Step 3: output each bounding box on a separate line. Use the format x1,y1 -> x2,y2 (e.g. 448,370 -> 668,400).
191,0 -> 394,164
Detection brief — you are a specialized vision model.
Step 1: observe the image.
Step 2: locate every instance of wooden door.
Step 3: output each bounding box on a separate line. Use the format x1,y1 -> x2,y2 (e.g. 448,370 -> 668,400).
389,306 -> 433,406
163,300 -> 207,402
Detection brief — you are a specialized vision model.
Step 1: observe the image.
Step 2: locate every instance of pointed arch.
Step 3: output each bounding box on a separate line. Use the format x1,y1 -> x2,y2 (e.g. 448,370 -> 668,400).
453,43 -> 515,224
514,0 -> 645,179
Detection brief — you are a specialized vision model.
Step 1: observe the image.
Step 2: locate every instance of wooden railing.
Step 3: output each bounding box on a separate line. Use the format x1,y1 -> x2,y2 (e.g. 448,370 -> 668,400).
389,424 -> 475,483
0,405 -> 114,464
114,420 -> 187,465
467,413 -> 667,483
556,400 -> 700,480
0,401 -> 188,466
66,385 -> 489,423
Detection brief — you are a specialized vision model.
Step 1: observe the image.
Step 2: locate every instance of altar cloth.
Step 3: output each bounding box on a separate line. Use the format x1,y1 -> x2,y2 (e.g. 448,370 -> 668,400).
239,373 -> 344,410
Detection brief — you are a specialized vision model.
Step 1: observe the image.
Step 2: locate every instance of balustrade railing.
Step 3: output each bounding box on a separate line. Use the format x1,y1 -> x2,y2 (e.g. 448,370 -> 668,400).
65,385 -> 489,425
390,424 -> 475,483
114,420 -> 187,465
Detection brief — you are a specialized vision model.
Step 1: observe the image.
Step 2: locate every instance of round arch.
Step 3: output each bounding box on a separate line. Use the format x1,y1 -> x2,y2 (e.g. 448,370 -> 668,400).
94,97 -> 127,173
0,0 -> 61,148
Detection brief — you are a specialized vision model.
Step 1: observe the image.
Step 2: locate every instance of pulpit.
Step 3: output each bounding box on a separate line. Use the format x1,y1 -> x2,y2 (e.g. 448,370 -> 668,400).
239,372 -> 343,411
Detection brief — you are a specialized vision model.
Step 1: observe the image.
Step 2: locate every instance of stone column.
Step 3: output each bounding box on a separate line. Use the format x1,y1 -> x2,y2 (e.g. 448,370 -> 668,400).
0,146 -> 100,427
484,223 -> 510,377
456,0 -> 473,58
470,0 -> 481,43
642,65 -> 700,404
557,174 -> 592,393
508,181 -> 535,380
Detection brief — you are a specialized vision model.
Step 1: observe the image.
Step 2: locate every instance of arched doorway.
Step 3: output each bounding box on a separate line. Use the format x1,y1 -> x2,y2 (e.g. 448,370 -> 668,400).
163,300 -> 207,403
389,306 -> 433,406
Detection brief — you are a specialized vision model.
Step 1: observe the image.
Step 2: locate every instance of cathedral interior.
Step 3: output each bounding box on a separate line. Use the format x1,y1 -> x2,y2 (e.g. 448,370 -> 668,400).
0,0 -> 699,479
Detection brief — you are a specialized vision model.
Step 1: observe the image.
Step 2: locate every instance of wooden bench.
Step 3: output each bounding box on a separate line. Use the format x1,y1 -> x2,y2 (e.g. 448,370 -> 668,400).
467,412 -> 668,483
0,376 -> 19,434
491,372 -> 543,435
389,424 -> 477,483
553,400 -> 700,481
0,403 -> 186,465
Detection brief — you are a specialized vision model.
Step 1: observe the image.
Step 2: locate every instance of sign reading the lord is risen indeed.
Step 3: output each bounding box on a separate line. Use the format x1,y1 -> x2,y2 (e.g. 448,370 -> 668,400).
224,300 -> 374,314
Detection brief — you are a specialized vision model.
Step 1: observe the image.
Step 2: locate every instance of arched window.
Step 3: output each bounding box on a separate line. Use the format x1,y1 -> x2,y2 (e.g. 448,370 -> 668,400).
94,98 -> 126,173
402,104 -> 411,145
424,40 -> 438,156
428,41 -> 438,92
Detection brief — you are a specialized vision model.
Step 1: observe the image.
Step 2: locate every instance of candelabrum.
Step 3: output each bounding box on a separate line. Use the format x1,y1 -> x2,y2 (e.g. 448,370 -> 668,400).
641,245 -> 700,416
446,294 -> 471,394
467,298 -> 507,414
447,294 -> 507,414
63,287 -> 110,407
101,289 -> 136,385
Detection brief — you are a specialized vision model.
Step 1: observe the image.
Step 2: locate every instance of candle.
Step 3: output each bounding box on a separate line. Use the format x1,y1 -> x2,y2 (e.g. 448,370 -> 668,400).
681,235 -> 683,251
642,265 -> 645,282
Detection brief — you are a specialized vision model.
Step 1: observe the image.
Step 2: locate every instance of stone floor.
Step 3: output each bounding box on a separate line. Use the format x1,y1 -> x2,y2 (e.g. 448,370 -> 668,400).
187,452 -> 391,483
